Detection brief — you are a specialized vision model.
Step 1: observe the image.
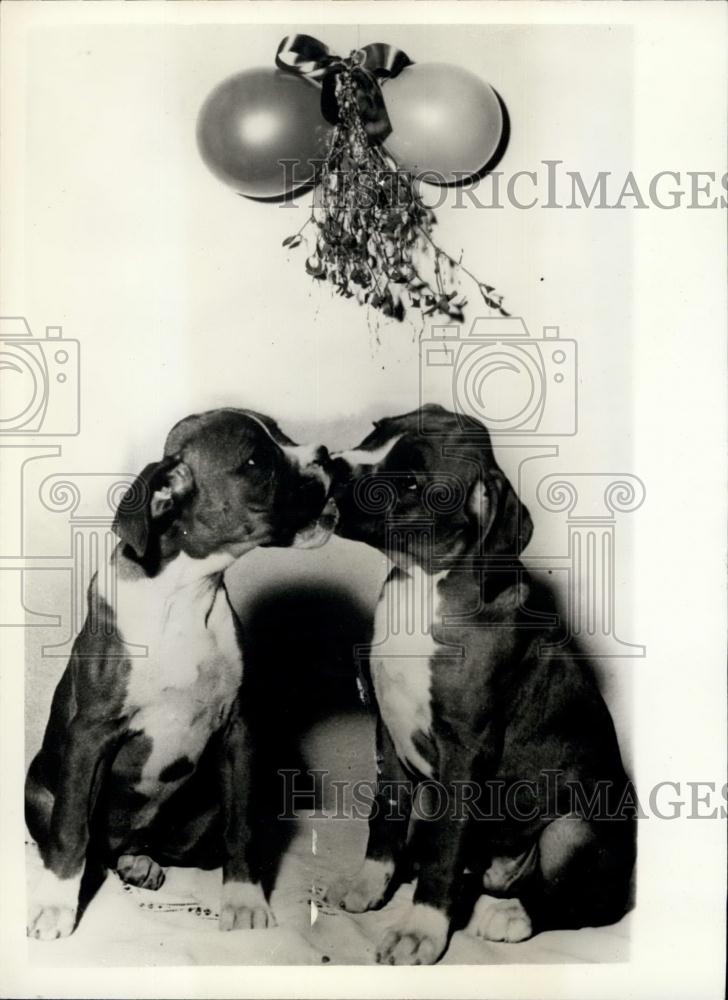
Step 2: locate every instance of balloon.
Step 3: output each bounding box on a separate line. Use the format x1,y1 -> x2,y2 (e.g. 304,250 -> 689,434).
196,68 -> 333,199
382,63 -> 503,183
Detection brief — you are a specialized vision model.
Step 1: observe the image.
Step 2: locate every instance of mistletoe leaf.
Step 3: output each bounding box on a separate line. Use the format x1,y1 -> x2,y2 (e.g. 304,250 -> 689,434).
305,255 -> 325,278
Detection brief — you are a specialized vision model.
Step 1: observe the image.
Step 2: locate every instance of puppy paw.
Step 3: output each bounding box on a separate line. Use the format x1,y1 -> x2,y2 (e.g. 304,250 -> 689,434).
466,894 -> 532,943
376,903 -> 449,965
325,858 -> 394,913
27,867 -> 81,940
117,854 -> 166,890
27,904 -> 76,941
219,880 -> 276,931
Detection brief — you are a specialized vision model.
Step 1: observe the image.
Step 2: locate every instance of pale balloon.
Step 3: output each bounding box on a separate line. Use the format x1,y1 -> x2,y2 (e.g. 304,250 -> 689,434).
383,63 -> 503,183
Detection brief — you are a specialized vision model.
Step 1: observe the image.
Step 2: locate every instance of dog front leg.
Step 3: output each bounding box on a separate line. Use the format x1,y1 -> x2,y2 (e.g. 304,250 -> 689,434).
326,718 -> 412,913
28,715 -> 120,940
218,706 -> 275,931
376,748 -> 477,965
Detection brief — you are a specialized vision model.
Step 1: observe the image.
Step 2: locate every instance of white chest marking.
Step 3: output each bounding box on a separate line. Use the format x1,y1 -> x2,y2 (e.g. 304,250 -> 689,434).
370,569 -> 447,778
100,549 -> 243,790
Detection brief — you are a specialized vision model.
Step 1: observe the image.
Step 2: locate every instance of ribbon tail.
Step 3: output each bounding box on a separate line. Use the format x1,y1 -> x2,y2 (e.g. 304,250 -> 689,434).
356,43 -> 414,141
351,67 -> 392,143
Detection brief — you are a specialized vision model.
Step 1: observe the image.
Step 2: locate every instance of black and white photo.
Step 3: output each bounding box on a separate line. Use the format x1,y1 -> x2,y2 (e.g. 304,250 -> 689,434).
0,3 -> 725,998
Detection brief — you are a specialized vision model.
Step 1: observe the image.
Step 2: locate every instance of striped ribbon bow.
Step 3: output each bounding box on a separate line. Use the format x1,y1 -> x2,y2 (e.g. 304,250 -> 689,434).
275,34 -> 413,143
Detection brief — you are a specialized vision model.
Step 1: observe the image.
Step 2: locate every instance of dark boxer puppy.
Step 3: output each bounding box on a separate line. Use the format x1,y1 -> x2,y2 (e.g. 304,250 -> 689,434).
26,408 -> 337,940
326,404 -> 634,965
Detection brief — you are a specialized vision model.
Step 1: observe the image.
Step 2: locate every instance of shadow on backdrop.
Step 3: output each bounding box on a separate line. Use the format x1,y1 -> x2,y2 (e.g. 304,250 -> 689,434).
238,579 -> 373,890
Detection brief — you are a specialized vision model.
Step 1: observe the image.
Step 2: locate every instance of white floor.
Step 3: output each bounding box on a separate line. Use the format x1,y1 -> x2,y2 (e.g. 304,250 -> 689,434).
26,712 -> 631,967
27,813 -> 631,967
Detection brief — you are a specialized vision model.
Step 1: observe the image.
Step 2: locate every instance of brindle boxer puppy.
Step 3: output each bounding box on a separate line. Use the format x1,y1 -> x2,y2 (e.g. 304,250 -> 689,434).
327,404 -> 634,965
26,408 -> 337,940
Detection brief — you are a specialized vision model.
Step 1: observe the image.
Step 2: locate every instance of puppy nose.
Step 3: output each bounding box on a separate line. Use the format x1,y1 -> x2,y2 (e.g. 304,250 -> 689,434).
311,445 -> 330,467
329,456 -> 353,486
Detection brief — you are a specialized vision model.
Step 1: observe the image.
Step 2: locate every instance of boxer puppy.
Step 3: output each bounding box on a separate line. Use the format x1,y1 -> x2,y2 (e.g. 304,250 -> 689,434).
26,408 -> 337,940
326,404 -> 634,965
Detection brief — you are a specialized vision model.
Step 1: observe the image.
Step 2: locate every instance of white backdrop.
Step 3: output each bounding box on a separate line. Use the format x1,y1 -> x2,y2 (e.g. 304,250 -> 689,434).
2,4 -> 726,999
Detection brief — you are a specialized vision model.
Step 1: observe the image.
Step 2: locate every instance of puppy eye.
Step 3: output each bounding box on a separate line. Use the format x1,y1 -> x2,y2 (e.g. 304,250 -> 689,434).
402,474 -> 419,492
236,453 -> 261,474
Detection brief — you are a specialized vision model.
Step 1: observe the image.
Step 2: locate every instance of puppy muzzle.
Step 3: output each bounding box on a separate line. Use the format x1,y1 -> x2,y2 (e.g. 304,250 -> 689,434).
281,446 -> 340,549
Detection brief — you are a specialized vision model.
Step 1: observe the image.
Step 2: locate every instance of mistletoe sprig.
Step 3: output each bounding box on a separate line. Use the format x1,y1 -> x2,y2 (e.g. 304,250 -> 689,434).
283,61 -> 509,326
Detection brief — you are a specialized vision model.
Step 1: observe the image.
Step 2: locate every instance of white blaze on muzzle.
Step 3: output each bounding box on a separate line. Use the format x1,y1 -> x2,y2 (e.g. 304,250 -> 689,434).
334,434 -> 403,470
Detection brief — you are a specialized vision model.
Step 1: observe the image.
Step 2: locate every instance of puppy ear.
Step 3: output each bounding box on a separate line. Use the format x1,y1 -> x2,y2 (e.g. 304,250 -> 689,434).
113,456 -> 194,559
468,471 -> 533,556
